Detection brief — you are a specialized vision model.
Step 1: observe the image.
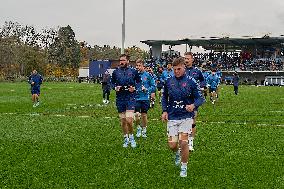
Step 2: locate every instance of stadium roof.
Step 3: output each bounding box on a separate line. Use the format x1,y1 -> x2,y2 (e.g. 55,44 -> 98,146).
141,36 -> 284,50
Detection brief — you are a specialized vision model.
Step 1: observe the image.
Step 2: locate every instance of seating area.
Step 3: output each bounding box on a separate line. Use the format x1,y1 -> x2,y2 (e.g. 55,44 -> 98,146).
145,52 -> 284,72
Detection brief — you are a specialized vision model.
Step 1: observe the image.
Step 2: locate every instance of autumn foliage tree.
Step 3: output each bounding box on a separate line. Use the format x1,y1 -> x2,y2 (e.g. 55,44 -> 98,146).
0,21 -> 150,79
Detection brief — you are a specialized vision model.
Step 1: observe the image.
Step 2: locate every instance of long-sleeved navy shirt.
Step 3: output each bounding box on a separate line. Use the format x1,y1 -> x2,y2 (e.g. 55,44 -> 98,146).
111,67 -> 140,100
162,74 -> 205,120
233,75 -> 239,86
28,73 -> 43,87
102,73 -> 111,91
186,67 -> 206,88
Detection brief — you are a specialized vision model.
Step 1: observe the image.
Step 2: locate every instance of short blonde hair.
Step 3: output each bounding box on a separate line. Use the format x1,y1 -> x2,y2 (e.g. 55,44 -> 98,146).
173,57 -> 185,66
184,52 -> 193,57
136,58 -> 144,65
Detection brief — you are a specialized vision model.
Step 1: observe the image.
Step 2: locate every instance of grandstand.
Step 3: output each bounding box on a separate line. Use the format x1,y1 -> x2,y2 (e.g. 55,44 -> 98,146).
141,36 -> 284,85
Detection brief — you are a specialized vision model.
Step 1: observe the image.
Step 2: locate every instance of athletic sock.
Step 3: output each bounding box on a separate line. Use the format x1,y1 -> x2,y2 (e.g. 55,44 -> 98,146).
181,162 -> 187,168
176,149 -> 180,155
188,132 -> 194,146
129,134 -> 134,139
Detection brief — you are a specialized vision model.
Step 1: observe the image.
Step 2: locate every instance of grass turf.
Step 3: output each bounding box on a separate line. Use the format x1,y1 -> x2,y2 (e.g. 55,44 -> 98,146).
0,82 -> 283,188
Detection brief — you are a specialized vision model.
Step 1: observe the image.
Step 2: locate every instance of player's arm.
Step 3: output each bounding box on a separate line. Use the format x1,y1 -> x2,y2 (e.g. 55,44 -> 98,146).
129,69 -> 140,92
217,76 -> 221,85
134,69 -> 141,86
161,80 -> 169,117
148,75 -> 156,94
39,75 -> 43,85
28,75 -> 33,85
151,74 -> 157,93
153,76 -> 157,93
160,71 -> 166,83
207,76 -> 212,88
111,70 -> 120,91
198,70 -> 206,89
191,80 -> 205,108
161,81 -> 169,108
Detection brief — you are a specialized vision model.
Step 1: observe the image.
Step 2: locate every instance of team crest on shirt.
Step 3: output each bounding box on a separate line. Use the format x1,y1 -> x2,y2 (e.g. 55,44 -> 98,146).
182,82 -> 187,87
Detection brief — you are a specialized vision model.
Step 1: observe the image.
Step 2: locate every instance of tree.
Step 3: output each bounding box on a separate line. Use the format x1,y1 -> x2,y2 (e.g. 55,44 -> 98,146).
0,37 -> 17,76
48,25 -> 81,68
0,21 -> 22,40
0,21 -> 150,78
38,28 -> 57,49
0,21 -> 58,76
125,46 -> 149,61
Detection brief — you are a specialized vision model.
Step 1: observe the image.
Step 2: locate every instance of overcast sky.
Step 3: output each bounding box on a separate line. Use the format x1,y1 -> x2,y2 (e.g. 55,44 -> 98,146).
1,0 -> 284,52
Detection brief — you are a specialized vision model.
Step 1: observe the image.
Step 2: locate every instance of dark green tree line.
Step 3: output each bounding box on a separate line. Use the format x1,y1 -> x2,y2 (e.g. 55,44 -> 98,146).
0,21 -> 149,79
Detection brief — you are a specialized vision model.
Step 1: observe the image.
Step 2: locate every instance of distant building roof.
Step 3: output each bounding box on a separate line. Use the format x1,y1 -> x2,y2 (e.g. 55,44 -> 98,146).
141,36 -> 284,51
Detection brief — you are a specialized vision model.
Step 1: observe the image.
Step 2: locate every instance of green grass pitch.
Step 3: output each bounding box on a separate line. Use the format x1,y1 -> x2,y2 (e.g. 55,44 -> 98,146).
0,82 -> 283,188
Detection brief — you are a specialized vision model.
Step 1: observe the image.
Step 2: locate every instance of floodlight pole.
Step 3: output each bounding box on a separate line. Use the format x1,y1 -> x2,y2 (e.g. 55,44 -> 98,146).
121,0 -> 125,54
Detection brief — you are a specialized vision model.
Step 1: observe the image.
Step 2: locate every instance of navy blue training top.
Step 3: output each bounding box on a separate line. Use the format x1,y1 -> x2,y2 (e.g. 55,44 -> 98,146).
162,74 -> 205,120
111,67 -> 140,100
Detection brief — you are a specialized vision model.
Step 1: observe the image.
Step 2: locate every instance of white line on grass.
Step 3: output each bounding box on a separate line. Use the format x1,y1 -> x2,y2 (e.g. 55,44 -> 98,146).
204,121 -> 284,127
197,121 -> 226,124
257,123 -> 284,127
78,115 -> 90,118
2,112 -> 283,127
28,113 -> 40,116
2,113 -> 17,115
270,110 -> 284,113
55,114 -> 65,117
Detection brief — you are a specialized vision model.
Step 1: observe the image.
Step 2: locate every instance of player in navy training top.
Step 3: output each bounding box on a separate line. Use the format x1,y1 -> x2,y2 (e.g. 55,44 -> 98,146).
232,72 -> 239,95
28,69 -> 43,107
155,66 -> 164,103
111,54 -> 141,148
184,52 -> 205,151
161,57 -> 205,177
101,70 -> 111,104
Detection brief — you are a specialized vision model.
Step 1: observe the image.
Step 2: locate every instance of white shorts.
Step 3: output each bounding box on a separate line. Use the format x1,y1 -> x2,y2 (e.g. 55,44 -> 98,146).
167,118 -> 193,137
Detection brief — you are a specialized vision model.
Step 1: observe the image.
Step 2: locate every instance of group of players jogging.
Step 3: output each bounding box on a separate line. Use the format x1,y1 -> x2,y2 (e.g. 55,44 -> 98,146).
28,52 -> 222,177
110,53 -> 221,177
